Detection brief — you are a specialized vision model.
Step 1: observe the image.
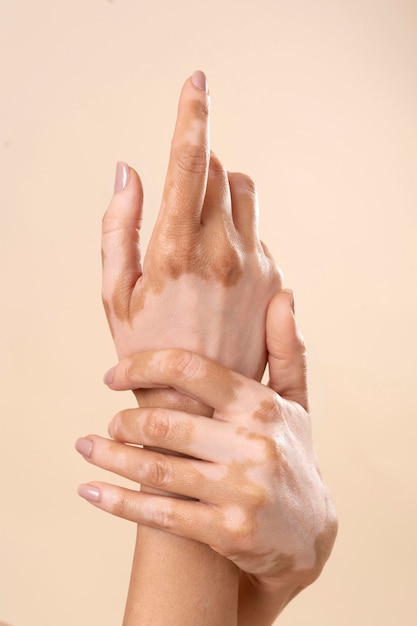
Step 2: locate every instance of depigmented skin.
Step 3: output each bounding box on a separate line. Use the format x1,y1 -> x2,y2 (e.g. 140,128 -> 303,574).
84,347 -> 338,587
92,75 -> 337,621
101,79 -> 282,381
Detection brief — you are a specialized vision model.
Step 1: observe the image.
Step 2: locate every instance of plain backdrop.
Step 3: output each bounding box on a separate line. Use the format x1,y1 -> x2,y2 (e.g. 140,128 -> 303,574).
1,1 -> 416,625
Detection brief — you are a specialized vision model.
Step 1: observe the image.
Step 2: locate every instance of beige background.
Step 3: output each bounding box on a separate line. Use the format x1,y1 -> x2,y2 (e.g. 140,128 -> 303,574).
1,0 -> 416,624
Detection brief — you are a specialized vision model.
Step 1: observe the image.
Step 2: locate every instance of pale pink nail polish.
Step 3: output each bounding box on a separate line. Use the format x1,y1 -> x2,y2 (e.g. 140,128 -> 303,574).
78,484 -> 101,503
114,161 -> 129,192
191,70 -> 208,92
75,437 -> 93,458
103,367 -> 115,385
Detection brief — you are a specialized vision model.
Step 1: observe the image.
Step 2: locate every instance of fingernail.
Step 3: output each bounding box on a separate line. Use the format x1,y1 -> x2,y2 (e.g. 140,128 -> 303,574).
75,437 -> 93,458
103,366 -> 115,385
78,484 -> 101,503
114,161 -> 129,193
191,70 -> 208,92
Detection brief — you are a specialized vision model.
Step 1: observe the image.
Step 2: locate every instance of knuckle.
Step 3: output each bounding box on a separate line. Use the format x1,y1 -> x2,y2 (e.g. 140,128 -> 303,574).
173,142 -> 209,175
187,95 -> 210,119
147,456 -> 172,489
143,409 -> 170,443
159,237 -> 201,274
125,356 -> 140,381
108,411 -> 122,438
252,390 -> 282,423
162,349 -> 202,381
207,239 -> 243,286
152,502 -> 176,531
227,519 -> 256,556
229,172 -> 257,194
113,490 -> 130,517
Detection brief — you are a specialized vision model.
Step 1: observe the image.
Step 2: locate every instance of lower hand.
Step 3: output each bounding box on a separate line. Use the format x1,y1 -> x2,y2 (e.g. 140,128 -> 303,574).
77,291 -> 337,589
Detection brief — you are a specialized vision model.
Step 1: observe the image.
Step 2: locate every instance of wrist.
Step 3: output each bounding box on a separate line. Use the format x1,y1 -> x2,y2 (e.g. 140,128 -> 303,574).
238,571 -> 315,626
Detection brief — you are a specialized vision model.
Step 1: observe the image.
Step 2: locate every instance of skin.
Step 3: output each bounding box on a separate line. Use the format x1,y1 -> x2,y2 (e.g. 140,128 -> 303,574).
101,73 -> 281,380
100,71 -> 282,624
78,71 -> 337,623
78,292 -> 338,624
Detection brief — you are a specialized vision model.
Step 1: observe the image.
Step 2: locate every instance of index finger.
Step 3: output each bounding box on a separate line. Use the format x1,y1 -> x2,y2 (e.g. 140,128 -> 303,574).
155,71 -> 210,231
104,348 -> 274,419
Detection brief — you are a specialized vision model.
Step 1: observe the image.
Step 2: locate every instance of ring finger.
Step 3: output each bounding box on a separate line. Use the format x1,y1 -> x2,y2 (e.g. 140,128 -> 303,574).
76,434 -> 216,501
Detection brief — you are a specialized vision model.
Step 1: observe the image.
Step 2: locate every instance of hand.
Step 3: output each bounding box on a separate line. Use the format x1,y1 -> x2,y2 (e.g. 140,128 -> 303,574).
101,71 -> 282,385
77,291 -> 338,592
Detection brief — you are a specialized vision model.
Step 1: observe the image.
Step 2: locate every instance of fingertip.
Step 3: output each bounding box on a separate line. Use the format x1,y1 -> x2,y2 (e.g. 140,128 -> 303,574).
114,161 -> 130,193
78,483 -> 101,503
191,70 -> 208,93
103,367 -> 115,385
75,437 -> 93,458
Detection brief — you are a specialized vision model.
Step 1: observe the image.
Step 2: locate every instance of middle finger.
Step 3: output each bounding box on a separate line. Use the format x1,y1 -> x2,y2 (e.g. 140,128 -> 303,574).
108,407 -> 239,463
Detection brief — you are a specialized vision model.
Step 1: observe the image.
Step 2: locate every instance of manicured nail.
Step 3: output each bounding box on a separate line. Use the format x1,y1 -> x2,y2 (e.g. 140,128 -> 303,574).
78,484 -> 101,503
75,437 -> 93,458
191,70 -> 208,92
114,161 -> 129,193
103,367 -> 115,385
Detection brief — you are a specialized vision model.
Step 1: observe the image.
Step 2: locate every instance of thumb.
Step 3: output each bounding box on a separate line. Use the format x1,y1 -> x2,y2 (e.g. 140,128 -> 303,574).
266,289 -> 309,411
102,162 -> 144,320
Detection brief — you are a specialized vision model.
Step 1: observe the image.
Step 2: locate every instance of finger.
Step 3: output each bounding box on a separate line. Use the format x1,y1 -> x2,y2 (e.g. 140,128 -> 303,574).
156,71 -> 210,232
102,163 -> 144,320
228,172 -> 259,247
76,435 -> 219,501
266,290 -> 309,410
109,407 -> 238,463
77,482 -> 221,547
104,349 -> 262,418
200,152 -> 232,227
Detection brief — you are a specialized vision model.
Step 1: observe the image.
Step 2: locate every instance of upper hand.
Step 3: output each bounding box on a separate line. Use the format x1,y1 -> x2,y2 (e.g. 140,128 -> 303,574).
101,72 -> 281,382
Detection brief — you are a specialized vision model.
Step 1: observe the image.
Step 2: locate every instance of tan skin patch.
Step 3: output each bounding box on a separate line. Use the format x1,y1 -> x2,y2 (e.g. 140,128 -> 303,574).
104,168 -> 255,325
109,233 -> 245,323
111,266 -> 137,323
102,297 -> 115,338
251,398 -> 281,424
234,426 -> 287,475
253,516 -> 338,586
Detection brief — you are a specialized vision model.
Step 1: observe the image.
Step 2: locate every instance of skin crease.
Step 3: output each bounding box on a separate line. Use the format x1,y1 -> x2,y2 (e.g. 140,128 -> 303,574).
78,72 -> 337,625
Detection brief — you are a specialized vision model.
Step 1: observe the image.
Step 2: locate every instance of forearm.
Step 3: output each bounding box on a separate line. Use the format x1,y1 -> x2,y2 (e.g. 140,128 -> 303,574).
122,389 -> 239,626
125,528 -> 238,625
